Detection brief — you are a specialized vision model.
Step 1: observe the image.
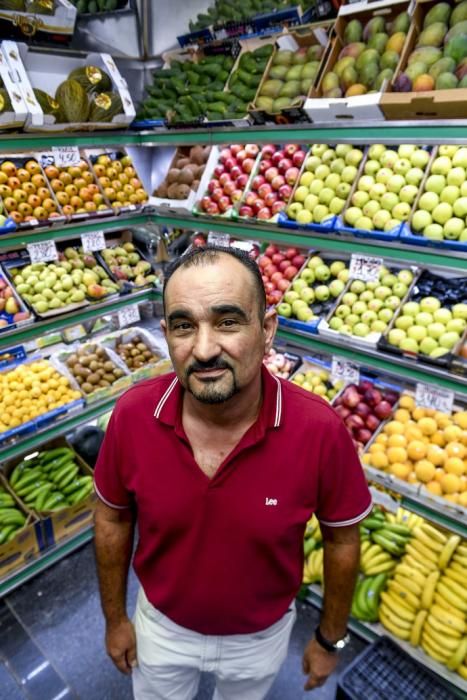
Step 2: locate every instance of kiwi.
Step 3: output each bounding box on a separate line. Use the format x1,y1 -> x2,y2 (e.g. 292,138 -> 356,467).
75,375 -> 84,386
179,167 -> 194,185
202,146 -> 211,162
190,145 -> 205,165
99,379 -> 111,388
136,342 -> 146,351
104,360 -> 115,371
176,157 -> 190,169
81,382 -> 94,394
81,356 -> 92,367
192,180 -> 200,191
176,184 -> 191,199
67,354 -> 79,367
88,372 -> 101,385
155,183 -> 168,198
96,347 -> 106,357
97,368 -> 106,377
167,168 -> 180,184
167,183 -> 180,199
113,368 -> 125,378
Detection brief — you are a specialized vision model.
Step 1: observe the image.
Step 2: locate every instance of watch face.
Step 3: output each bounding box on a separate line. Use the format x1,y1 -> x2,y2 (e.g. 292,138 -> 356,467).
336,635 -> 350,649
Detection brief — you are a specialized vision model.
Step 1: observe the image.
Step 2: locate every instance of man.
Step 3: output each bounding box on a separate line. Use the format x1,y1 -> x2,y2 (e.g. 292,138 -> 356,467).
94,245 -> 371,699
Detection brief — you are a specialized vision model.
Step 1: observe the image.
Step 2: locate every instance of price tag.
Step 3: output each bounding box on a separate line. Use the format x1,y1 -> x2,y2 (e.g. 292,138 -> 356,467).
207,232 -> 230,247
51,146 -> 81,168
331,356 -> 360,385
231,240 -> 254,252
118,304 -> 140,329
81,230 -> 106,253
349,254 -> 383,282
27,240 -> 58,263
415,383 -> 454,414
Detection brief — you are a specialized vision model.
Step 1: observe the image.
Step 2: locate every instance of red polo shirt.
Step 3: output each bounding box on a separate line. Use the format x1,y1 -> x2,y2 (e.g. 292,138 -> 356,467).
94,366 -> 371,635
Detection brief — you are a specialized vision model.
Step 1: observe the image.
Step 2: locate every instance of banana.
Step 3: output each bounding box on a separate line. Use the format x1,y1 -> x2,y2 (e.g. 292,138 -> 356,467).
372,532 -> 404,556
433,593 -> 466,621
385,513 -> 397,524
450,561 -> 467,577
453,553 -> 467,569
385,589 -> 417,613
57,467 -> 80,489
394,574 -> 422,598
0,509 -> 26,526
423,623 -> 460,652
431,605 -> 466,633
387,580 -> 420,611
382,522 -> 411,537
421,638 -> 450,663
407,513 -> 424,529
421,570 -> 440,610
439,535 -> 462,570
357,576 -> 377,621
379,603 -> 412,630
404,554 -> 433,576
441,575 -> 467,603
0,525 -> 17,545
366,573 -> 387,620
379,608 -> 411,640
361,517 -> 385,531
410,610 -> 427,647
51,463 -> 78,485
405,544 -> 438,570
380,592 -> 416,623
0,494 -> 15,507
63,476 -> 92,495
395,564 -> 426,588
437,582 -> 467,613
409,538 -> 439,564
364,559 -> 397,576
445,568 -> 467,587
420,522 -> 448,545
458,664 -> 467,680
361,544 -> 383,566
427,613 -> 462,638
360,540 -> 371,555
421,633 -> 450,660
412,526 -> 443,553
457,545 -> 467,558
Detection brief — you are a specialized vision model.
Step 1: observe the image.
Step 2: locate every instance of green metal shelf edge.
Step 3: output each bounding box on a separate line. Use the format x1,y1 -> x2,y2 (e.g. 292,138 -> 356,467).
276,329 -> 467,396
0,289 -> 156,351
152,214 -> 467,271
0,526 -> 93,597
0,214 -> 152,249
3,124 -> 467,149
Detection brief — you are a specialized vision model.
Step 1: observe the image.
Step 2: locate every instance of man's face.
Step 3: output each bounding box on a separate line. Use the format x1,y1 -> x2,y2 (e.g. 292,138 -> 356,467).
161,255 -> 277,405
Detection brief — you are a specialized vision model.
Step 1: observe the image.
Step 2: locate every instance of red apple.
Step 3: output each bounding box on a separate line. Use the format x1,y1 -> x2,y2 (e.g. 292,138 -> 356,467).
264,281 -> 276,294
382,390 -> 399,406
365,414 -> 380,432
230,145 -> 242,156
236,174 -> 248,189
218,196 -> 231,212
285,167 -> 300,185
259,159 -> 272,174
355,402 -> 371,419
224,157 -> 236,171
271,271 -> 283,285
257,208 -> 271,220
272,150 -> 285,166
223,181 -> 236,196
279,260 -> 290,272
231,189 -> 243,202
342,387 -> 361,408
272,200 -> 286,214
261,274 -> 269,284
265,166 -> 279,182
345,414 -> 364,431
201,196 -> 212,211
265,192 -> 278,207
271,175 -> 286,190
278,183 -> 292,201
278,158 -> 293,173
245,191 -> 257,206
230,165 -> 242,180
269,290 -> 283,304
212,187 -> 224,202
242,158 -> 255,173
374,400 -> 393,420
272,253 -> 285,265
245,144 -> 259,157
284,265 -> 298,280
261,145 -> 276,158
356,428 -> 372,445
252,175 -> 266,190
219,173 -> 231,187
277,278 -> 290,292
265,245 -> 278,257
358,380 -> 373,394
292,254 -> 305,268
236,149 -> 247,162
219,148 -> 232,163
285,247 -> 299,260
293,150 -> 306,167
239,205 -> 254,218
284,144 -> 299,157
264,264 -> 278,276
364,388 -> 382,407
208,179 -> 220,193
334,405 -> 351,420
206,202 -> 219,215
214,164 -> 225,178
253,198 -> 265,214
259,255 -> 272,269
258,183 -> 272,199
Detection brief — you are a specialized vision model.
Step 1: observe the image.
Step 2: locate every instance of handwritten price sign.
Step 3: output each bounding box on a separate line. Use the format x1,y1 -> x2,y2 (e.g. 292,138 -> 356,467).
349,255 -> 383,283
207,232 -> 230,247
118,304 -> 140,329
27,240 -> 58,263
81,231 -> 106,253
331,357 -> 360,385
51,146 -> 81,168
415,383 -> 454,414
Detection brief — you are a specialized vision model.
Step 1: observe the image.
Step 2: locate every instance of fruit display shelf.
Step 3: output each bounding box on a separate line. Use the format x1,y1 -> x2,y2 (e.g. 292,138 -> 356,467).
305,585 -> 467,698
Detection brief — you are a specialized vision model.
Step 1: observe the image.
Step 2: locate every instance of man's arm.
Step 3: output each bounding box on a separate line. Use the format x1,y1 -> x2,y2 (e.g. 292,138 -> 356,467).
94,499 -> 136,675
302,523 -> 360,691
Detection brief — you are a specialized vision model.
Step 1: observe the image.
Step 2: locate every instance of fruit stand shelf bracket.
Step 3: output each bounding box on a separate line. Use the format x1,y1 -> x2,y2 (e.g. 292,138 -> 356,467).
151,214 -> 467,272
3,122 -> 467,149
276,329 -> 467,396
0,526 -> 93,597
366,466 -> 467,538
0,288 -> 158,352
0,214 -> 152,251
305,585 -> 467,699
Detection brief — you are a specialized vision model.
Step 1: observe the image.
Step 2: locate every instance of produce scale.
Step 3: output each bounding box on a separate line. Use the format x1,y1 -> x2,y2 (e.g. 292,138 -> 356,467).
1,0 -> 467,696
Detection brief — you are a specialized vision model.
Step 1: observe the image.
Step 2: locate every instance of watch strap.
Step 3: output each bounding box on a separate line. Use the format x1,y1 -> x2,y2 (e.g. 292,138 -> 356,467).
314,625 -> 349,653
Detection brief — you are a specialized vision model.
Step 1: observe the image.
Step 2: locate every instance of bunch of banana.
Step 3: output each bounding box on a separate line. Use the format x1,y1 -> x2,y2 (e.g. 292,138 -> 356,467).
360,509 -> 411,574
352,573 -> 387,623
302,515 -> 323,585
0,485 -> 27,545
386,507 -> 424,531
304,548 -> 324,585
9,446 -> 94,514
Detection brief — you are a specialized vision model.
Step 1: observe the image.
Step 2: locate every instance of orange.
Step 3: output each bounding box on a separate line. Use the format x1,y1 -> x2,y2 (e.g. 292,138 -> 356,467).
460,476 -> 467,493
369,443 -> 385,454
444,457 -> 465,477
418,417 -> 437,436
425,481 -> 442,496
431,431 -> 446,448
414,459 -> 436,483
405,425 -> 423,442
407,440 -> 427,461
445,442 -> 466,460
399,394 -> 415,411
453,411 -> 467,430
434,468 -> 445,483
362,454 -> 371,465
387,446 -> 408,464
389,463 -> 411,480
370,452 -> 389,470
376,434 -> 388,445
440,473 -> 461,494
388,434 -> 407,448
407,471 -> 419,484
413,407 -> 426,421
384,420 -> 405,436
434,412 -> 451,429
394,408 -> 411,424
426,444 -> 446,467
444,425 -> 463,443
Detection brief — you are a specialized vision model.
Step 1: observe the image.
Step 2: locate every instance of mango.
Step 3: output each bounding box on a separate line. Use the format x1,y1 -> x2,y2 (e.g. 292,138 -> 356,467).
368,32 -> 388,54
324,87 -> 343,98
272,97 -> 293,111
260,80 -> 283,98
341,65 -> 358,91
279,80 -> 301,98
374,68 -> 394,90
322,72 -> 339,92
344,19 -> 363,45
429,57 -> 456,80
307,45 -> 324,61
339,42 -> 366,59
444,35 -> 467,64
456,57 -> 467,80
272,50 -> 294,66
359,62 -> 379,88
386,32 -> 407,54
381,50 -> 400,71
356,49 -> 379,71
269,65 -> 288,80
334,57 -> 355,79
302,62 -> 320,79
445,20 -> 467,43
424,2 -> 451,29
436,72 -> 459,89
406,61 -> 429,82
363,16 -> 385,42
392,11 -> 410,34
345,83 -> 367,97
301,78 -> 314,94
285,65 -> 303,81
451,1 -> 467,28
5,297 -> 18,315
459,74 -> 467,87
413,73 -> 435,91
408,46 -> 442,67
417,22 -> 447,48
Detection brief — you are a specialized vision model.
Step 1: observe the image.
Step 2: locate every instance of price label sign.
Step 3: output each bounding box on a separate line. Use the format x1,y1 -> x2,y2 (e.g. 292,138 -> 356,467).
81,230 -> 106,253
118,304 -> 140,329
415,383 -> 454,414
349,254 -> 383,282
51,146 -> 81,168
27,240 -> 58,263
207,232 -> 230,247
231,240 -> 254,252
331,356 -> 360,385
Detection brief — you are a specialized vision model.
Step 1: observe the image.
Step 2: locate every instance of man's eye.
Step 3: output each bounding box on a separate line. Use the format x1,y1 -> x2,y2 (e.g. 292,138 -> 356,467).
173,322 -> 192,331
220,319 -> 238,327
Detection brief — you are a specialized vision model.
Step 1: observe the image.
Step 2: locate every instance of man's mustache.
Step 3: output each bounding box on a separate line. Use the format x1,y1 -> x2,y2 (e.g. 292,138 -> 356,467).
186,359 -> 233,376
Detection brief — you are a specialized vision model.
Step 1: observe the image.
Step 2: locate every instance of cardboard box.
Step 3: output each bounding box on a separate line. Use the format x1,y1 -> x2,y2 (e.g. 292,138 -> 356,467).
381,0 -> 467,120
0,44 -> 28,130
305,0 -> 411,122
0,481 -> 41,579
0,0 -> 76,41
100,326 -> 172,383
5,41 -> 135,131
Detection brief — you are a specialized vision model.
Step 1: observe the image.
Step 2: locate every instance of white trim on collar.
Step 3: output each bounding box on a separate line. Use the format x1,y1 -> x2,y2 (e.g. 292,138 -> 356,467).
318,501 -> 373,528
154,376 -> 178,419
271,374 -> 282,428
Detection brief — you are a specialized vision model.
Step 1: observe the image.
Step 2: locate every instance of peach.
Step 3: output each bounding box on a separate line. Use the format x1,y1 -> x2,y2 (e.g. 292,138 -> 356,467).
79,187 -> 92,202
78,159 -> 88,171
74,177 -> 87,189
106,167 -> 117,180
8,177 -> 21,190
27,194 -> 41,208
99,176 -> 110,188
33,206 -> 47,219
59,171 -> 73,186
93,164 -> 106,177
62,205 -> 75,216
82,170 -> 94,184
87,184 -> 99,195
68,166 -> 82,179
104,187 -> 116,201
116,191 -> 127,203
45,165 -> 60,179
345,83 -> 367,97
65,184 -> 78,197
4,196 -> 17,211
70,196 -> 83,208
0,184 -> 12,197
17,168 -> 30,182
1,161 -> 16,176
42,198 -> 57,212
84,201 -> 97,212
130,178 -> 141,189
0,172 -> 7,185
50,178 -> 64,192
25,160 -> 40,174
9,211 -> 23,223
31,174 -> 46,188
56,191 -> 69,206
93,193 -> 104,206
13,189 -> 27,203
17,202 -> 32,216
22,182 -> 36,195
37,187 -> 50,201
112,180 -> 122,192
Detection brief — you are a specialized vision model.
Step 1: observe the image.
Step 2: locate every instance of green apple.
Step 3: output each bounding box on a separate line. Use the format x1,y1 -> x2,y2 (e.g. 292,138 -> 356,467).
335,304 -> 351,318
380,150 -> 398,169
425,175 -> 446,194
335,144 -> 352,158
346,314 -> 359,328
277,302 -> 292,317
419,337 -> 439,355
440,185 -> 460,205
315,264 -> 331,282
341,166 -> 358,183
438,145 -> 458,158
452,147 -> 467,167
296,209 -> 313,225
287,202 -> 303,219
446,318 -> 466,334
427,322 -> 446,339
297,307 -> 314,322
294,185 -> 309,202
344,206 -> 362,226
373,210 -> 391,230
398,145 -> 416,159
319,188 -> 335,206
415,311 -> 433,326
284,290 -> 299,304
385,295 -> 402,311
315,285 -> 330,302
439,331 -> 460,349
322,149 -> 336,164
307,256 -> 323,269
293,372 -> 305,385
398,270 -> 413,286
330,260 -> 346,276
387,175 -> 405,193
432,202 -> 453,225
430,347 -> 450,358
399,185 -> 418,204
406,167 -> 424,186
385,218 -> 401,232
410,149 -> 430,169
433,307 -> 452,323
360,290 -> 374,303
329,317 -> 344,331
400,337 -> 419,352
352,300 -> 367,315
314,205 -> 329,222
375,285 -> 392,300
453,197 -> 467,218
396,315 -> 413,330
300,171 -> 314,187
325,173 -> 341,191
460,229 -> 467,241
353,322 -> 370,337
304,193 -> 319,211
432,156 -> 453,176
338,269 -> 350,283
361,310 -> 377,325
311,144 -> 327,157
369,183 -> 387,201
392,282 -> 408,299
350,280 -> 365,294
331,158 -> 346,175
420,296 -> 441,313
363,201 -> 380,219
402,301 -> 420,316
418,192 -> 439,212
394,158 -> 411,176
300,269 -> 315,284
352,190 -> 370,208
329,279 -> 345,297
412,210 -> 432,231
424,224 -> 444,240
305,156 -> 321,172
300,288 -> 315,304
408,325 -> 427,341
364,159 -> 380,176
329,197 -> 346,215
389,328 -> 406,346
369,144 -> 386,160
355,216 -> 374,230
315,164 -> 330,181
292,299 -> 308,314
336,182 -> 351,199
382,273 -> 397,287
447,167 -> 465,187
368,298 -> 384,312
346,149 -> 364,167
358,175 -> 375,192
378,308 -> 394,323
292,279 -> 307,293
376,168 -> 393,185
372,320 -> 388,333
444,217 -> 464,239
452,303 -> 467,320
381,192 -> 399,212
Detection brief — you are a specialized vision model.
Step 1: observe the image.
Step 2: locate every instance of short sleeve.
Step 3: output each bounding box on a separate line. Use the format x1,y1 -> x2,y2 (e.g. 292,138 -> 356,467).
94,409 -> 132,509
315,417 -> 372,527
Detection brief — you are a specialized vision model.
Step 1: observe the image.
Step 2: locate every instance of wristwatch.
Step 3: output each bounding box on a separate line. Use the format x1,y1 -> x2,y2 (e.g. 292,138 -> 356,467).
314,625 -> 350,653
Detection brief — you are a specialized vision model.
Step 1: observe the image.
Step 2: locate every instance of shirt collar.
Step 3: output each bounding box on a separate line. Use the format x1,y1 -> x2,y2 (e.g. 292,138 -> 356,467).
153,364 -> 283,430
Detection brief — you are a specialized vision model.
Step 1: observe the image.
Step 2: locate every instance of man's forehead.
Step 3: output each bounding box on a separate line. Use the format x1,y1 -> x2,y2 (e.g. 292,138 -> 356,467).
166,256 -> 254,301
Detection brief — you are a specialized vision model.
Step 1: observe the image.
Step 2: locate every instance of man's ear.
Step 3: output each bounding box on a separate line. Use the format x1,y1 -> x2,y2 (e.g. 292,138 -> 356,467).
160,318 -> 167,340
263,308 -> 278,355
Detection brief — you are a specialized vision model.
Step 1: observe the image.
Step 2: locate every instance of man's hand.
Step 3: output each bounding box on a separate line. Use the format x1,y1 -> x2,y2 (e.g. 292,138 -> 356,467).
106,618 -> 137,675
302,638 -> 338,691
